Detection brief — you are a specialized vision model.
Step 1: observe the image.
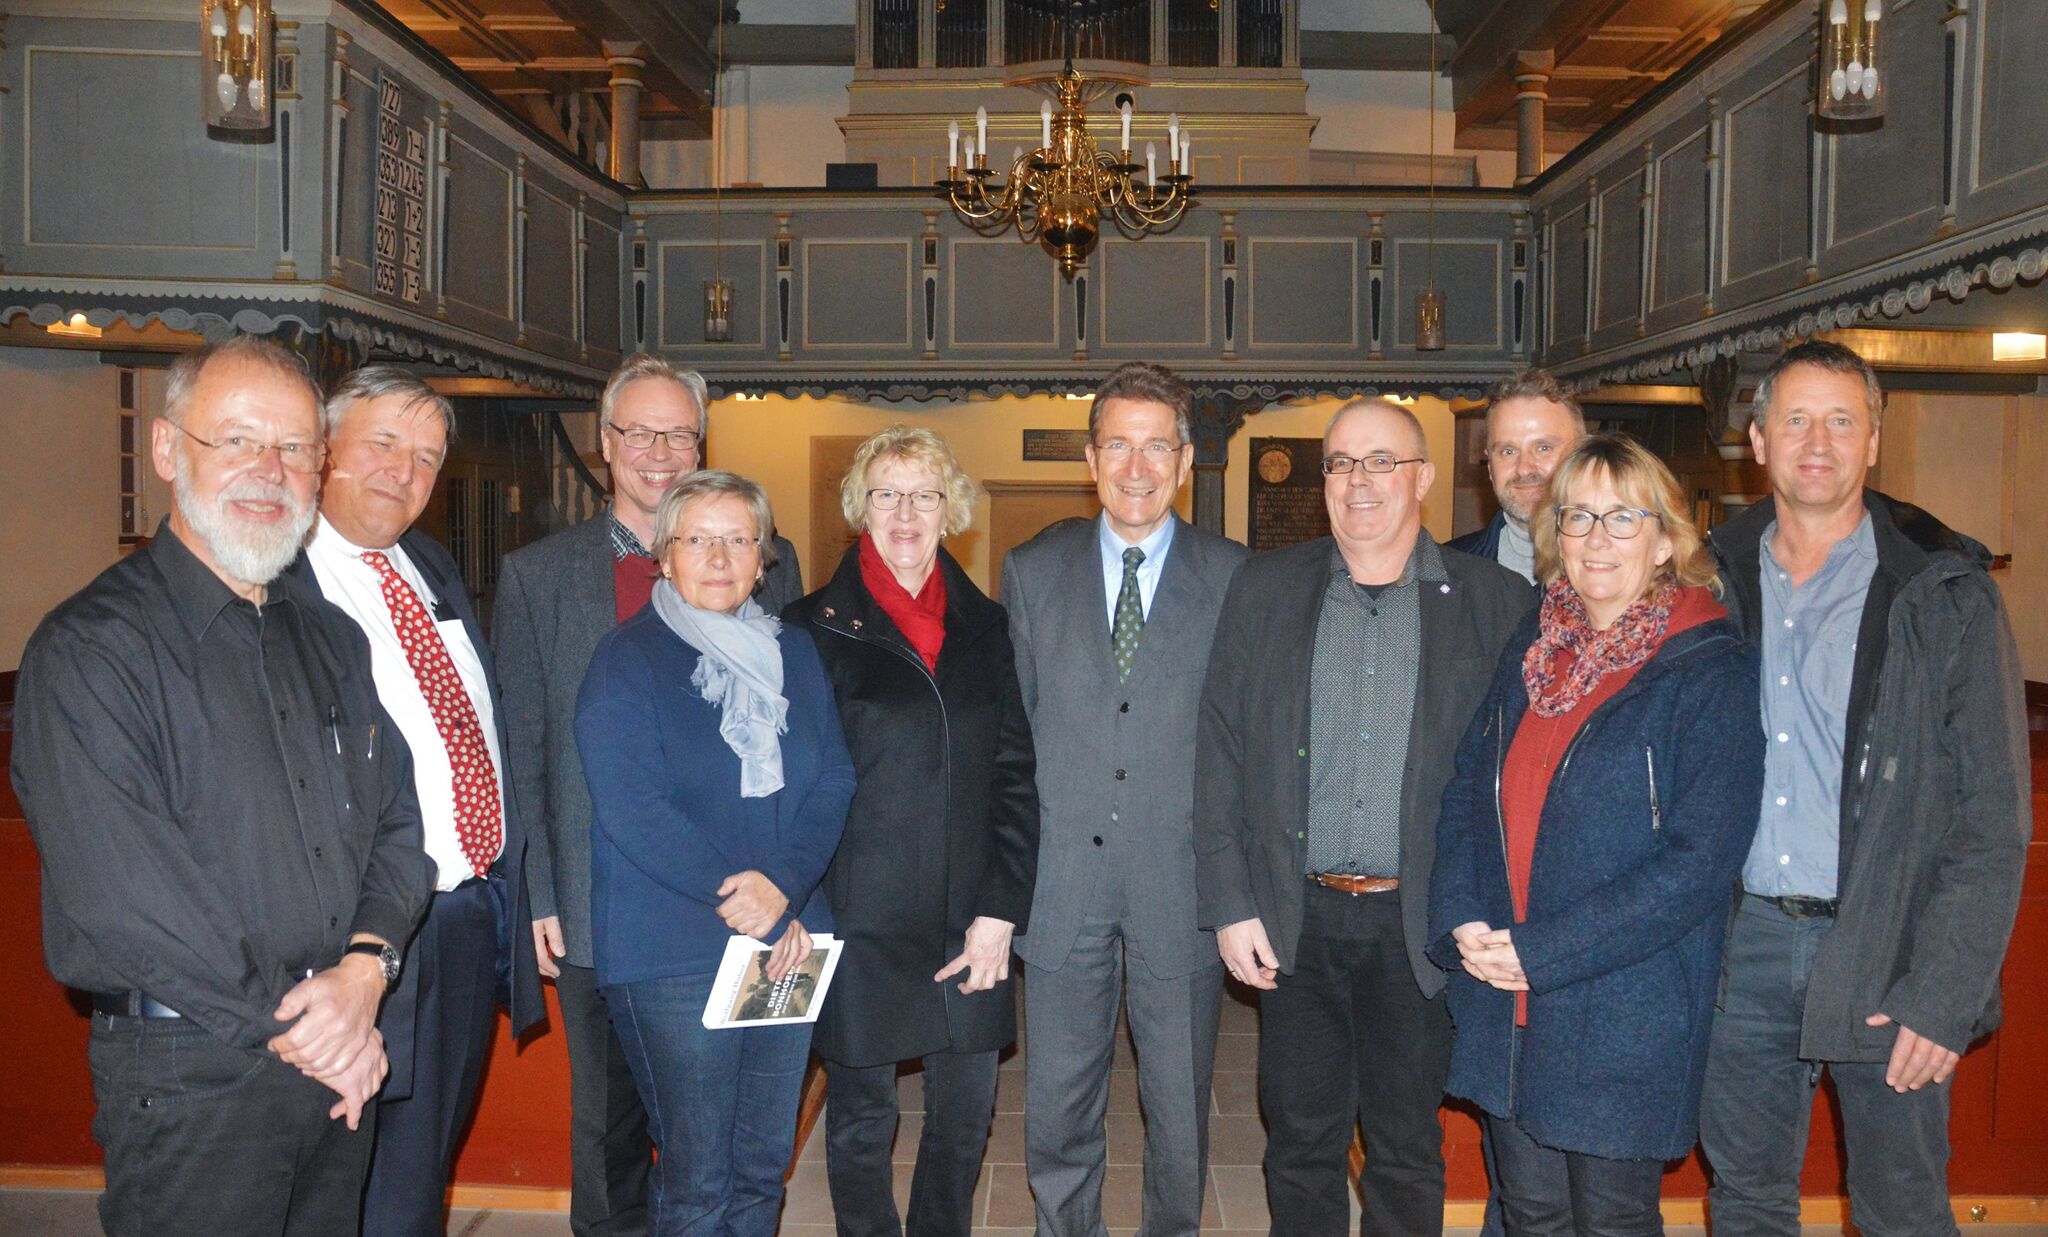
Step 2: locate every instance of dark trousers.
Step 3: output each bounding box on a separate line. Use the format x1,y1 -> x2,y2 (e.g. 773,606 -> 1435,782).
87,1013 -> 375,1237
1488,1115 -> 1665,1237
558,960 -> 654,1237
1699,896 -> 1960,1237
824,1049 -> 1000,1237
1023,886 -> 1223,1237
363,878 -> 500,1237
1259,884 -> 1452,1237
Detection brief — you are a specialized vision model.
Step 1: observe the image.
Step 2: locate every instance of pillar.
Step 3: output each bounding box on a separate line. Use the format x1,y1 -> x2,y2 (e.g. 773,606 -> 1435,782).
605,43 -> 648,189
1513,51 -> 1553,188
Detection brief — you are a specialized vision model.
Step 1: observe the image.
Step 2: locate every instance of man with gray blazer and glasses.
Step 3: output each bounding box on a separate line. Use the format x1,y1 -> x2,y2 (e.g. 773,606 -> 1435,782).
1003,362 -> 1249,1237
494,354 -> 801,1236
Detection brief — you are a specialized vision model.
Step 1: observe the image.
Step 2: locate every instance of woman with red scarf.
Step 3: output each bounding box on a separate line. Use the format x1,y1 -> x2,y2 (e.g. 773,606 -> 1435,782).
1427,435 -> 1764,1236
784,425 -> 1039,1236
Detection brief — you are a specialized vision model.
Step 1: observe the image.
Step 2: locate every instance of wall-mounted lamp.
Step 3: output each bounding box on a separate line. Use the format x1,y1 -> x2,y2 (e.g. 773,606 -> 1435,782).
201,0 -> 274,132
1991,332 -> 2047,362
47,312 -> 104,339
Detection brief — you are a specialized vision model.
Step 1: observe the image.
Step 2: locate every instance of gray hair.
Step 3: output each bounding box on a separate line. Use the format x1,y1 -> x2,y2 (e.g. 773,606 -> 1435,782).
1087,361 -> 1194,446
163,335 -> 323,425
650,469 -> 779,568
1325,397 -> 1429,461
1752,340 -> 1885,429
602,354 -> 709,431
323,364 -> 456,441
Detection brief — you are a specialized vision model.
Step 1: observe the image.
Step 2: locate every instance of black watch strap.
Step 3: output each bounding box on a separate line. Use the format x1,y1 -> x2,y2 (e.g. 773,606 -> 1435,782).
344,940 -> 401,992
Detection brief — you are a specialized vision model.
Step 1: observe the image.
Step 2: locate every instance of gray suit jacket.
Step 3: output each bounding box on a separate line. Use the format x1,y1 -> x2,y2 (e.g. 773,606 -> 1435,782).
1193,534 -> 1533,996
495,513 -> 802,968
1004,516 -> 1249,980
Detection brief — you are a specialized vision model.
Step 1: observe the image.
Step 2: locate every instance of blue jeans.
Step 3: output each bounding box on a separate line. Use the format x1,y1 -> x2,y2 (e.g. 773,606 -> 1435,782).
606,972 -> 813,1237
1698,896 -> 1960,1237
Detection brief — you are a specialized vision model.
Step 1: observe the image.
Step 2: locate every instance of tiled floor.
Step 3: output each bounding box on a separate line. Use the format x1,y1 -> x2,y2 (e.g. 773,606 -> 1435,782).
5,987 -> 2044,1235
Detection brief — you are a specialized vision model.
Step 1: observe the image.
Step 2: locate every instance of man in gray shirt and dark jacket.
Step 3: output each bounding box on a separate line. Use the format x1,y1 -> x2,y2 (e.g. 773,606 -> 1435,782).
1699,341 -> 2030,1237
1195,398 -> 1531,1236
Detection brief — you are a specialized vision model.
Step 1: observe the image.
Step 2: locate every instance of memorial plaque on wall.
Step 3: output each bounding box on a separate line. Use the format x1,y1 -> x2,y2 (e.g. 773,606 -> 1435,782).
1247,437 -> 1331,553
1021,429 -> 1091,462
374,71 -> 430,306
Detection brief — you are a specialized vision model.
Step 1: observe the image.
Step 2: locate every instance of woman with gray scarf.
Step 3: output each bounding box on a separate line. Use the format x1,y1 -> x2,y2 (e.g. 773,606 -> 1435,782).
577,471 -> 855,1237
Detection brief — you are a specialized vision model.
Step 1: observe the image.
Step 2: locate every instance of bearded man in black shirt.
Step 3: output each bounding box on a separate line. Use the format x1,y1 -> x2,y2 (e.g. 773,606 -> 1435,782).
9,335 -> 432,1237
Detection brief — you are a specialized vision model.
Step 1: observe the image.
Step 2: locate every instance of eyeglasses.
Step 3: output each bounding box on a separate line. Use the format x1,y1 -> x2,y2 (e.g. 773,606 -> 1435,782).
607,423 -> 703,452
670,533 -> 761,556
164,418 -> 327,474
1093,439 -> 1185,462
1555,505 -> 1662,539
1321,453 -> 1425,475
868,487 -> 945,512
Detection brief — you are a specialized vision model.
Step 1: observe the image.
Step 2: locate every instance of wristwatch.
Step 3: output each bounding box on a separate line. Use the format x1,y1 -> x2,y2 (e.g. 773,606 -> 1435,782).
344,940 -> 402,993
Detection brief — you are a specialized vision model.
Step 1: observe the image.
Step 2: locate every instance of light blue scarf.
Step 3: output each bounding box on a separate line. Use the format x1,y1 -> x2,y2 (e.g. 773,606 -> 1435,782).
650,580 -> 789,798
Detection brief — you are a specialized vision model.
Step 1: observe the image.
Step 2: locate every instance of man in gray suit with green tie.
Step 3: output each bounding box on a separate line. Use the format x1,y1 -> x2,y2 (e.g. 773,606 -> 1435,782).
495,355 -> 801,1236
1003,362 -> 1249,1236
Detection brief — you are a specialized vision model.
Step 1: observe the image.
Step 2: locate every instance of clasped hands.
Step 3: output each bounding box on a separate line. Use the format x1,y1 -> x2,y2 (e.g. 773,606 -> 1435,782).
267,944 -> 391,1130
1451,920 -> 1529,992
720,869 -> 813,983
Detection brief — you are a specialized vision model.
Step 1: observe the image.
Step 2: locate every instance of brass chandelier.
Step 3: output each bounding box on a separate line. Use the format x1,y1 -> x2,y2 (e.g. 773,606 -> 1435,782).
937,51 -> 1192,276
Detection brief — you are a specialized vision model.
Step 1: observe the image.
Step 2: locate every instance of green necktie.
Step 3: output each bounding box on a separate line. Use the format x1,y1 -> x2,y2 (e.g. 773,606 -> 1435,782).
1112,545 -> 1146,681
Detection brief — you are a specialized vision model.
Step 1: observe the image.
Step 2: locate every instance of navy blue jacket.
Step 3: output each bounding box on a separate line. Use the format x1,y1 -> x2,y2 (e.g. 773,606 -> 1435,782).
1447,511 -> 1510,563
1427,605 -> 1764,1161
576,608 -> 855,987
284,529 -> 543,1103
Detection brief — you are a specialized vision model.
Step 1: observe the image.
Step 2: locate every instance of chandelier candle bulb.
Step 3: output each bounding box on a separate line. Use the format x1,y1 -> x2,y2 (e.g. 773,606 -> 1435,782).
1168,112 -> 1179,152
1180,135 -> 1191,173
1146,141 -> 1157,188
977,106 -> 989,157
1120,99 -> 1132,153
1042,100 -> 1054,149
948,120 -> 960,173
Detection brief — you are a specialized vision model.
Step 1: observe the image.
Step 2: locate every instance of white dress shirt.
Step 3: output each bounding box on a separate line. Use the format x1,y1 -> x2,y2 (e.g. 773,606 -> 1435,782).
306,517 -> 506,891
1098,513 -> 1177,630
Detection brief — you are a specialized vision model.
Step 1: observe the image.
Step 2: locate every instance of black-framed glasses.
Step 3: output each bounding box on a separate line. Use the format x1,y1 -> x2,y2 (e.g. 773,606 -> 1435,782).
671,533 -> 761,556
1321,453 -> 1424,475
868,487 -> 945,512
1093,439 -> 1185,462
164,418 -> 326,474
1555,505 -> 1661,539
607,423 -> 703,452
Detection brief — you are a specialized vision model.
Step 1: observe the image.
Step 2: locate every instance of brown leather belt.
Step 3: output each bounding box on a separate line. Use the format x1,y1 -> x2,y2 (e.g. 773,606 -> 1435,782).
1308,872 -> 1400,895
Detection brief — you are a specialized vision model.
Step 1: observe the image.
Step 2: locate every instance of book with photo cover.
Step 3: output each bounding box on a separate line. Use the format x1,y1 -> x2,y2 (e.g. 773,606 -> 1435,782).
701,932 -> 844,1029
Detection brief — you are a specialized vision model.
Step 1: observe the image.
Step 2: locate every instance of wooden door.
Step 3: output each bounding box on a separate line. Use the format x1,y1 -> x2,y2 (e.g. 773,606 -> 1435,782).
982,480 -> 1102,600
810,436 -> 867,587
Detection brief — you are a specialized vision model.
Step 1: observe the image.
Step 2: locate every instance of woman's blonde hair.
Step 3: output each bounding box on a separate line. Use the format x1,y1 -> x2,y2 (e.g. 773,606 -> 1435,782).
1531,433 -> 1720,595
839,425 -> 980,536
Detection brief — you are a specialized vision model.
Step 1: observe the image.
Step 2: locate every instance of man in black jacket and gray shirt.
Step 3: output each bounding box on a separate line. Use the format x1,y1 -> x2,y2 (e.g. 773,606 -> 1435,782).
1196,398 -> 1532,1235
1699,341 -> 2030,1237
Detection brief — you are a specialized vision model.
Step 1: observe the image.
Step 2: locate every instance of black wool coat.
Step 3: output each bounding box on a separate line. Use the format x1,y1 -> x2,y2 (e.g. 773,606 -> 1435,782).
784,545 -> 1040,1068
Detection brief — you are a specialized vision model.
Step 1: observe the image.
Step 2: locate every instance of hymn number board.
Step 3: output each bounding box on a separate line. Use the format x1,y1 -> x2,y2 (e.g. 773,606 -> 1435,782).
374,72 -> 430,306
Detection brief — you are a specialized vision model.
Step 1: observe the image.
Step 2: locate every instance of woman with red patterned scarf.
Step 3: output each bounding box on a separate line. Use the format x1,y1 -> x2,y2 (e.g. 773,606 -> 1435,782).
1427,434 -> 1765,1236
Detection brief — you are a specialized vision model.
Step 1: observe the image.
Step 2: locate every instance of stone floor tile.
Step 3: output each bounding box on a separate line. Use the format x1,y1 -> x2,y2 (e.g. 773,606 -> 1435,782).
1210,1067 -> 1259,1116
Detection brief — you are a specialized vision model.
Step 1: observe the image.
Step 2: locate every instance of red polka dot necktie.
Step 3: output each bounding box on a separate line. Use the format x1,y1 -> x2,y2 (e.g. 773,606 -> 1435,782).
363,550 -> 502,881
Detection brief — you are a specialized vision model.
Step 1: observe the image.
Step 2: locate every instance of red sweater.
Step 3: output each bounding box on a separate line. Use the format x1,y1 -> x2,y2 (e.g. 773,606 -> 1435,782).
613,553 -> 661,624
1500,585 -> 1724,1024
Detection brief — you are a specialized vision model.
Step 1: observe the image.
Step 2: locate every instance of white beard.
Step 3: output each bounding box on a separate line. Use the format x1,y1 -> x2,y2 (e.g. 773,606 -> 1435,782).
173,451 -> 318,586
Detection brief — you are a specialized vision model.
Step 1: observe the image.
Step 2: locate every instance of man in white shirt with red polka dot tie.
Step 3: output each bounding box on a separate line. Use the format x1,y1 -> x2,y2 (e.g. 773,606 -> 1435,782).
296,365 -> 543,1236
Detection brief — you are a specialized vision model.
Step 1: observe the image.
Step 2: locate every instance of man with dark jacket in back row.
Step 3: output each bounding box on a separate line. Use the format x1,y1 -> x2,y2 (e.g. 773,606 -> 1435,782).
1698,340 -> 2030,1237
